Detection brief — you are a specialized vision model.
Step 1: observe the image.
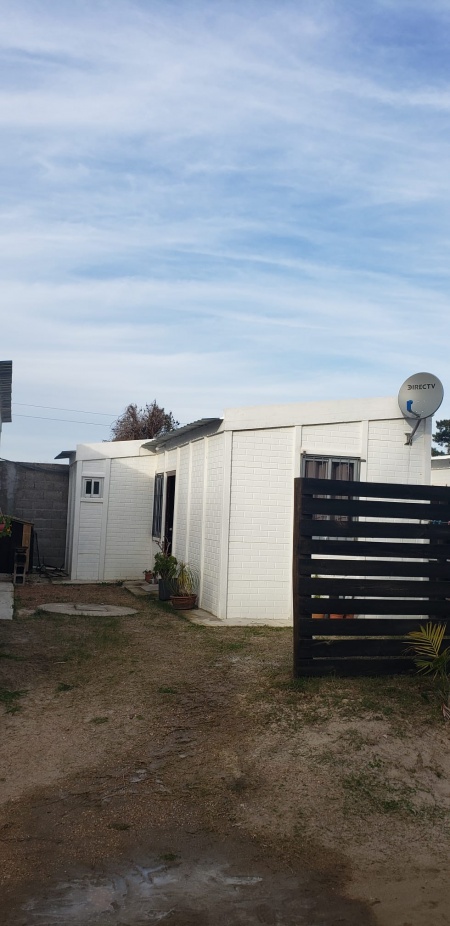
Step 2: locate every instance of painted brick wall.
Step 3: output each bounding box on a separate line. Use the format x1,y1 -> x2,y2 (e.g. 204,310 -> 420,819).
227,428 -> 293,622
366,419 -> 428,484
301,421 -> 362,453
103,456 -> 155,580
201,434 -> 224,615
174,446 -> 189,561
186,441 -> 205,574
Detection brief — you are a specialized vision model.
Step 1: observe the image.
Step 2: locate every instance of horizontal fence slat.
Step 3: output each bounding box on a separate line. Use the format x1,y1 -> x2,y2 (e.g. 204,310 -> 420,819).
302,639 -> 412,658
299,578 -> 450,598
298,597 -> 450,615
299,521 -> 450,540
301,496 -> 450,521
298,478 -> 450,502
297,558 -> 450,578
293,478 -> 450,678
294,658 -> 415,677
299,538 -> 450,559
296,617 -> 450,636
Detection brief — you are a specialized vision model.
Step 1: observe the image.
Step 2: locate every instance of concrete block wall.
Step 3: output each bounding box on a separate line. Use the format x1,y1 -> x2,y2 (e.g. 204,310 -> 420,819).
0,460 -> 69,569
227,428 -> 293,622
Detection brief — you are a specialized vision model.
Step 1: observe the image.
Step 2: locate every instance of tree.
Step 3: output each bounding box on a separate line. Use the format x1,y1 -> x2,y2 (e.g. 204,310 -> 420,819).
432,419 -> 450,456
111,401 -> 179,441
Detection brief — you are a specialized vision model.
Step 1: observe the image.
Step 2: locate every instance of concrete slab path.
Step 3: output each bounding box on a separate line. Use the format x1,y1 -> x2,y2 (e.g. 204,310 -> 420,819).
0,582 -> 14,620
38,603 -> 137,617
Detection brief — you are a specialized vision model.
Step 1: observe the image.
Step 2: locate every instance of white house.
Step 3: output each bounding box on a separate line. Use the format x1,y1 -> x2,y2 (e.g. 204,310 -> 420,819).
57,394 -> 432,624
431,455 -> 450,486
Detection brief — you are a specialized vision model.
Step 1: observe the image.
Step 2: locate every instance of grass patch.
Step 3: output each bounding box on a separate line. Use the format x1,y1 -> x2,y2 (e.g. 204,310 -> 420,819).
0,687 -> 27,713
90,716 -> 109,725
342,764 -> 445,821
157,686 -> 178,695
56,682 -> 75,692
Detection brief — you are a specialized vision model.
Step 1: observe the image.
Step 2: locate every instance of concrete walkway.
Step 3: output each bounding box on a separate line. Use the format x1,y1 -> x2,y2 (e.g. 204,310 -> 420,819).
0,582 -> 14,620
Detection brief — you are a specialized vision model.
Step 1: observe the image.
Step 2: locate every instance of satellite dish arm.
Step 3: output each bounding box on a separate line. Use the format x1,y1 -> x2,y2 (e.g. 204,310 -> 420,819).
405,417 -> 423,445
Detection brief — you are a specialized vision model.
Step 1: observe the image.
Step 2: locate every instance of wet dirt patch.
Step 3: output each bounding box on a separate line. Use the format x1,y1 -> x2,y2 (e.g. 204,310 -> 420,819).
9,831 -> 375,926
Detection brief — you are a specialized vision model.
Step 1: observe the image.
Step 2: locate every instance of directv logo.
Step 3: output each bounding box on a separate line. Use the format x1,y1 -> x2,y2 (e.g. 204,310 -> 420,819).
407,383 -> 436,390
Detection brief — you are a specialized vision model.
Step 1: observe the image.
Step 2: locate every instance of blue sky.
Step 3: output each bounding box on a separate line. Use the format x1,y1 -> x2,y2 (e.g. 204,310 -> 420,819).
1,0 -> 449,461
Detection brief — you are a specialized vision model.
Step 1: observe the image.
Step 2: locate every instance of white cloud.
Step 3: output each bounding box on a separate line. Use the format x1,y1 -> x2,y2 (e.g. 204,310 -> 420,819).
0,1 -> 450,459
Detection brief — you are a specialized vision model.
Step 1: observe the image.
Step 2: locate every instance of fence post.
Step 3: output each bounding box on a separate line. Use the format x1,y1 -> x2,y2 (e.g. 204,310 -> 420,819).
293,478 -> 313,677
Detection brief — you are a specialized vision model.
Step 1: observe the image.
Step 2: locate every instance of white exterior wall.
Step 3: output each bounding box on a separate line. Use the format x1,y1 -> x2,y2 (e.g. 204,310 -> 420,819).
366,417 -> 431,484
75,459 -> 108,581
431,456 -> 450,486
201,434 -> 225,615
103,456 -> 155,580
158,433 -> 226,617
174,445 -> 190,560
227,428 -> 293,622
221,401 -> 432,624
69,441 -> 156,581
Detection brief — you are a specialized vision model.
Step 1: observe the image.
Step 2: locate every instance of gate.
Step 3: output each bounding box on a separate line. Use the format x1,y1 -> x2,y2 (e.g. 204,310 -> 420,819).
293,477 -> 450,676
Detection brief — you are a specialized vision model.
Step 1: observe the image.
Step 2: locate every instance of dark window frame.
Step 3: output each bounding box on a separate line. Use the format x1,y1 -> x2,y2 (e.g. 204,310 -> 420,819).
82,477 -> 103,499
301,455 -> 360,524
152,473 -> 164,538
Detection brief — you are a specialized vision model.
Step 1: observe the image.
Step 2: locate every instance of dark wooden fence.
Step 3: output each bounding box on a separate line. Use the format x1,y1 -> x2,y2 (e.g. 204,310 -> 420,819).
293,478 -> 450,676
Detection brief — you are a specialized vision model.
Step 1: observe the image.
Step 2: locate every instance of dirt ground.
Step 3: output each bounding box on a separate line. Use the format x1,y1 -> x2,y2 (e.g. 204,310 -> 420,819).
0,581 -> 449,925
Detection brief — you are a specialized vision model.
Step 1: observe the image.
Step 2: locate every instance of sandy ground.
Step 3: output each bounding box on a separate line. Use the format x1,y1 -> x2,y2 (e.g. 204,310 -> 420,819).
0,581 -> 449,925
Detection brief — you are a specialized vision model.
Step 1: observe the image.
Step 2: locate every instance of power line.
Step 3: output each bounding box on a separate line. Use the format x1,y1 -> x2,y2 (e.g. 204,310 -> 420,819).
14,414 -> 111,427
13,402 -> 117,417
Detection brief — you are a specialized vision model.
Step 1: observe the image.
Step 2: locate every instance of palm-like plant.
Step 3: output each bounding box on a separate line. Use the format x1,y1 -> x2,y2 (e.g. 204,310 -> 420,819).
405,622 -> 450,719
174,562 -> 198,595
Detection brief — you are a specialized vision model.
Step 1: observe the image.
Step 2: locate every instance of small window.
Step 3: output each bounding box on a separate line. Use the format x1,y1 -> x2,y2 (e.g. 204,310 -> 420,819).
302,455 -> 359,524
302,456 -> 359,481
152,474 -> 164,538
82,477 -> 103,498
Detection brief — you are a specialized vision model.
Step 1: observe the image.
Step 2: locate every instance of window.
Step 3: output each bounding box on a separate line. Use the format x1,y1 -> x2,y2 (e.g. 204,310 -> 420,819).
82,477 -> 103,498
152,473 -> 164,538
302,455 -> 359,524
302,456 -> 359,481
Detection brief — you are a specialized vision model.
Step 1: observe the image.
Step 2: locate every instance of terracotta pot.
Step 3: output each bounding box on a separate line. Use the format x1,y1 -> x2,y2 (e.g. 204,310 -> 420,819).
170,594 -> 197,610
330,613 -> 354,619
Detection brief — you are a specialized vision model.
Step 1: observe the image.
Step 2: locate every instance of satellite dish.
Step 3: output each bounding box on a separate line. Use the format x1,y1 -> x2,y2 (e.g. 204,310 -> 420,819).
398,372 -> 444,420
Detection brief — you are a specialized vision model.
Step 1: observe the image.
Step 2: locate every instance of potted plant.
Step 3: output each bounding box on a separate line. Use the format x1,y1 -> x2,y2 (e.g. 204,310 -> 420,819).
170,562 -> 198,610
143,569 -> 154,584
153,551 -> 178,601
